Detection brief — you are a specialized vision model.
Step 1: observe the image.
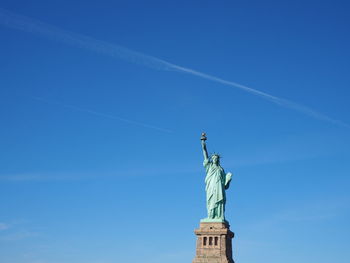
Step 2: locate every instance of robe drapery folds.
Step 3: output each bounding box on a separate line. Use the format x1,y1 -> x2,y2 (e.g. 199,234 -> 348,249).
203,159 -> 232,219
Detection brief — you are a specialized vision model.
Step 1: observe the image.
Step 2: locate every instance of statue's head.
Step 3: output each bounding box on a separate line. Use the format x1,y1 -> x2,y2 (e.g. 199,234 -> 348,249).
211,154 -> 221,165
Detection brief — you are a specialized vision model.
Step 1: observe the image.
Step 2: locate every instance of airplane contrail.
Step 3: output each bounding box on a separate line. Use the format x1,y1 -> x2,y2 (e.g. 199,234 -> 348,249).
1,7 -> 348,128
30,96 -> 173,133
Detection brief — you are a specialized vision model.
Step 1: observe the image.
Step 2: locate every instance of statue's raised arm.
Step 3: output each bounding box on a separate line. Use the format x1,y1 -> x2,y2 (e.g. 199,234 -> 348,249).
201,132 -> 209,161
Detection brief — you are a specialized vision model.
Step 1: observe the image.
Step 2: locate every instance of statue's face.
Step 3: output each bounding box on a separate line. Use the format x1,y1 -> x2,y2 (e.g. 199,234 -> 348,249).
212,155 -> 219,164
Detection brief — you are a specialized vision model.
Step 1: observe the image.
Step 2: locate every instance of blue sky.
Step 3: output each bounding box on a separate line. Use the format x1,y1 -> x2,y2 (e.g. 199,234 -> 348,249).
1,1 -> 350,262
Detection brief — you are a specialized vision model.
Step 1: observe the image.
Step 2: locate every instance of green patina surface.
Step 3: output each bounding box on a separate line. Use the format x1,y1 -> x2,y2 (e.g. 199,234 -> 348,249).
200,134 -> 232,222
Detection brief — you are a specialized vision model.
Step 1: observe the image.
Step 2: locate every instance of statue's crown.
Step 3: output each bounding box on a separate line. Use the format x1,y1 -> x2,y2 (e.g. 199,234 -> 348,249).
210,152 -> 221,159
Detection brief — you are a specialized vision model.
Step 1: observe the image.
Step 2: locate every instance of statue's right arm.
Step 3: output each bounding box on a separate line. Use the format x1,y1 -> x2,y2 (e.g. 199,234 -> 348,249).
201,140 -> 209,161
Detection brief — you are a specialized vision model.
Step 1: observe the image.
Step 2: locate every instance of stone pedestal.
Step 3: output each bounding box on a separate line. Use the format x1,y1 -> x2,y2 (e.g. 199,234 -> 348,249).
192,221 -> 234,263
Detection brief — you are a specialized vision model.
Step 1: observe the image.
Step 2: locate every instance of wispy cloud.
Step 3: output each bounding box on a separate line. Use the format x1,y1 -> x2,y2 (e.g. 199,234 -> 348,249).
274,197 -> 349,222
0,172 -> 96,182
0,230 -> 39,241
0,220 -> 39,242
0,222 -> 10,231
226,138 -> 328,168
0,8 -> 348,128
276,208 -> 337,222
0,165 -> 199,182
0,171 -> 109,183
240,196 -> 349,231
30,96 -> 173,133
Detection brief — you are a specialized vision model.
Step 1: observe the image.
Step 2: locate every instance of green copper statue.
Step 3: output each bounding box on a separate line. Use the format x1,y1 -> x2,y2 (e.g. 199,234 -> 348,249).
201,133 -> 232,222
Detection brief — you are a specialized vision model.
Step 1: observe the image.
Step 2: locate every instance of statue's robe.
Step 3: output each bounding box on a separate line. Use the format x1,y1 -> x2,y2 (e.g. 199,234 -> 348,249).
203,159 -> 232,219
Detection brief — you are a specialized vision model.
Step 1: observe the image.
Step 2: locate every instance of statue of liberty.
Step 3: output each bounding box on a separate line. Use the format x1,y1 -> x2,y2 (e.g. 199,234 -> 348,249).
200,133 -> 232,222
